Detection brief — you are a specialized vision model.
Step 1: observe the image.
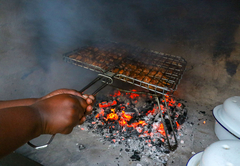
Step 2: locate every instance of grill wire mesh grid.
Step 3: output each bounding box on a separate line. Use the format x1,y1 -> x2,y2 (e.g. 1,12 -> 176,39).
63,41 -> 187,95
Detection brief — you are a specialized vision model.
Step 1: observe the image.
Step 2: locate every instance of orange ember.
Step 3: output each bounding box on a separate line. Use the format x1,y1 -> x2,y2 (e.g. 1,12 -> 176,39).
126,89 -> 140,99
158,123 -> 166,136
177,103 -> 182,107
176,121 -> 180,129
121,111 -> 132,121
111,90 -> 121,97
95,109 -> 105,118
146,108 -> 156,116
107,112 -> 118,121
92,90 -> 185,142
107,109 -> 119,121
130,120 -> 147,128
119,118 -> 127,126
159,104 -> 164,111
99,100 -> 117,108
162,96 -> 175,107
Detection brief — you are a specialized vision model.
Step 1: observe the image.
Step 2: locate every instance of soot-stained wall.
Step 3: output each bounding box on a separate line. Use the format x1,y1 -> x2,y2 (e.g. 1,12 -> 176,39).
0,0 -> 240,105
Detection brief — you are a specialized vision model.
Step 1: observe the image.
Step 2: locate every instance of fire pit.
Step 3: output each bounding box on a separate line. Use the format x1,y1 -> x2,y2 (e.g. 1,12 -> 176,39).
62,41 -> 188,163
84,89 -> 187,163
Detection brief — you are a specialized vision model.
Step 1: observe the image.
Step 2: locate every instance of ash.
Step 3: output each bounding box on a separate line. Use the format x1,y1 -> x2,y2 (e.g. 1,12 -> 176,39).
85,90 -> 187,164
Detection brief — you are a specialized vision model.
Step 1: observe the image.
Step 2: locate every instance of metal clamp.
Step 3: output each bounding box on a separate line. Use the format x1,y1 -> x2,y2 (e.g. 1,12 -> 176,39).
155,96 -> 178,151
27,134 -> 55,149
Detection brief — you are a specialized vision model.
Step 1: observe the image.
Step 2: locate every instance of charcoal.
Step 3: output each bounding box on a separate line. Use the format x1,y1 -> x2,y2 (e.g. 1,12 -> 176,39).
130,151 -> 141,161
176,115 -> 186,125
85,90 -> 187,163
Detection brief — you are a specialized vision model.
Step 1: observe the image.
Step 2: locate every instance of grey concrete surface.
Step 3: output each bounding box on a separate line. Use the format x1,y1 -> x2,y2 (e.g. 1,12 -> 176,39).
0,0 -> 239,165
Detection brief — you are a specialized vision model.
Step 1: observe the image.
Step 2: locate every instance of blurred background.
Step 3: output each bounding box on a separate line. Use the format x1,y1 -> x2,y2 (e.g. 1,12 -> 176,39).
0,1 -> 239,165
0,0 -> 240,104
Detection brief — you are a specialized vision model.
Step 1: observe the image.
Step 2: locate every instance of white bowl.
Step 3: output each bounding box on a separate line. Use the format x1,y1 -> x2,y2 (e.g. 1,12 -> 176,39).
199,140 -> 240,166
213,96 -> 240,140
186,140 -> 240,166
214,119 -> 239,140
186,152 -> 203,166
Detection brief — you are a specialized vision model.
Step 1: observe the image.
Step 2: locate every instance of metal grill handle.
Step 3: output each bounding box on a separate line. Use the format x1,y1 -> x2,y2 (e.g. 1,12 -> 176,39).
27,73 -> 115,149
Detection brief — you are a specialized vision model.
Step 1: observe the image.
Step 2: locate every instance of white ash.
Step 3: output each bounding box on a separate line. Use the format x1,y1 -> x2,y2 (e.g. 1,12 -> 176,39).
84,90 -> 187,163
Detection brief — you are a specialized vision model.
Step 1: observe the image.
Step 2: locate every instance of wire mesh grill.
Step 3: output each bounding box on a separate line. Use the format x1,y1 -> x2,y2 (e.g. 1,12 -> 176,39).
63,41 -> 187,95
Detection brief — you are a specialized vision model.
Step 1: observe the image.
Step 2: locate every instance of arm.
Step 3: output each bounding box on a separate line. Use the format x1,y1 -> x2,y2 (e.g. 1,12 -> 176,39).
0,105 -> 42,158
0,88 -> 86,109
0,98 -> 38,109
0,89 -> 94,158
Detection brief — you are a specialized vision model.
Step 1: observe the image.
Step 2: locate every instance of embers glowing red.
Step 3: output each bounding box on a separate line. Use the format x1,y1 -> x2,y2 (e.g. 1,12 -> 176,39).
107,109 -> 119,121
129,120 -> 147,128
119,118 -> 127,126
146,108 -> 156,116
126,89 -> 140,99
121,111 -> 132,121
93,89 -> 185,141
95,109 -> 104,118
158,123 -> 166,136
176,121 -> 180,129
162,95 -> 175,107
110,90 -> 121,97
177,103 -> 182,107
99,100 -> 117,108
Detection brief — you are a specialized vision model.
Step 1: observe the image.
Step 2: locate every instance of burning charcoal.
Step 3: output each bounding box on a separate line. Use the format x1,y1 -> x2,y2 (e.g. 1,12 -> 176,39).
176,115 -> 187,125
130,151 -> 141,161
85,89 -> 188,163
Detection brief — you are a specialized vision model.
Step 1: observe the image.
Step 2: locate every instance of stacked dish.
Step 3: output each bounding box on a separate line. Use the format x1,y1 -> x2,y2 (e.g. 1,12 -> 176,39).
187,140 -> 240,166
213,96 -> 240,140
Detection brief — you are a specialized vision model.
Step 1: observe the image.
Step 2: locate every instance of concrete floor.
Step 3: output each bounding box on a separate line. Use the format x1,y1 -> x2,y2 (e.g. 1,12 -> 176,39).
0,0 -> 239,165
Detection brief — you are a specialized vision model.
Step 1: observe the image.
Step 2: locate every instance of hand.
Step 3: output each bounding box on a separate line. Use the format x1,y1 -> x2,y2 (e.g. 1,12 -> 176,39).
38,88 -> 95,116
39,88 -> 95,102
32,90 -> 95,135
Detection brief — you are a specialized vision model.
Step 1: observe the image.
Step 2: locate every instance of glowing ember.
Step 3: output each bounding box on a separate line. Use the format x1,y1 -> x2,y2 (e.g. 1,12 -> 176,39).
129,120 -> 147,128
95,108 -> 105,118
177,103 -> 182,107
86,89 -> 187,162
158,123 -> 166,136
110,90 -> 121,97
176,121 -> 180,129
127,90 -> 140,99
119,118 -> 128,126
99,100 -> 117,108
93,90 -> 185,139
121,111 -> 132,121
106,109 -> 119,121
146,108 -> 156,116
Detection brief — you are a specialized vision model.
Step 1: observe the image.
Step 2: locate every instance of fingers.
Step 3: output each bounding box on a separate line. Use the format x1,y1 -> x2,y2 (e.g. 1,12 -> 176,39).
85,105 -> 93,115
79,116 -> 86,125
59,89 -> 83,98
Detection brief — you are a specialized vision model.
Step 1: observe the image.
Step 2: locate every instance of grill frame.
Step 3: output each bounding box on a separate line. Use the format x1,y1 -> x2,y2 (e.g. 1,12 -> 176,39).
63,42 -> 187,95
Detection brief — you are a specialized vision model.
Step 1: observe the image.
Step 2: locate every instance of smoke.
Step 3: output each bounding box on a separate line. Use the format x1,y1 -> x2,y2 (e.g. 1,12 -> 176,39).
17,0 -> 240,69
1,0 -> 240,100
